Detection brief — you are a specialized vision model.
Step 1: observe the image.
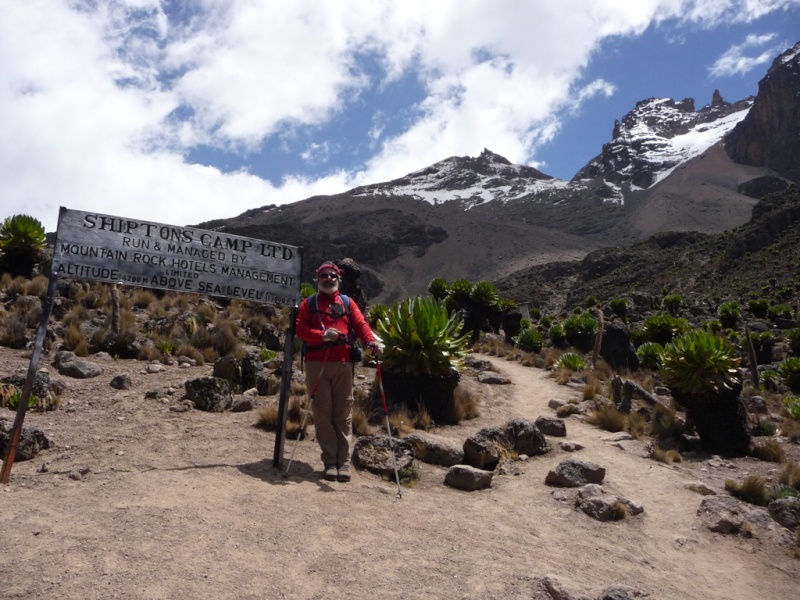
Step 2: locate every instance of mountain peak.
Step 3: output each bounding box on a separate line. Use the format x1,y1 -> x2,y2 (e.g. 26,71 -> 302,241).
350,149 -> 563,208
573,92 -> 753,190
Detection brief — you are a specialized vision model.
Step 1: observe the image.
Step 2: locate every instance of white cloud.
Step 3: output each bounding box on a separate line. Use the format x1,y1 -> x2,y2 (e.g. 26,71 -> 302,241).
709,32 -> 784,76
1,0 -> 798,232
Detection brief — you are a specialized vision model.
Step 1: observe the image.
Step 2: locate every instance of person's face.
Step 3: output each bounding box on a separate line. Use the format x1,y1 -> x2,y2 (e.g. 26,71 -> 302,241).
317,270 -> 339,293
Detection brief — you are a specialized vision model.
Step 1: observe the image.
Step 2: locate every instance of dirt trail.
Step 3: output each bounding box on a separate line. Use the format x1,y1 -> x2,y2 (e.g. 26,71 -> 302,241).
1,349 -> 798,599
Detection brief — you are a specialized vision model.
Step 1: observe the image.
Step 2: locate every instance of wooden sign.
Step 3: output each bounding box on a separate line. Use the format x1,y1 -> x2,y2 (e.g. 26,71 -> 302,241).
51,208 -> 302,305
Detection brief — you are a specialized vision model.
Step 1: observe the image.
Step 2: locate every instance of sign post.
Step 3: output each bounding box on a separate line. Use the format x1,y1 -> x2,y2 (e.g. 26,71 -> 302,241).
1,207 -> 303,482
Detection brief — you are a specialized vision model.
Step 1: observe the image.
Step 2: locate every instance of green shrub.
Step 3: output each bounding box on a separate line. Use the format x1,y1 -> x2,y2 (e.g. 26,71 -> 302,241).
366,303 -> 389,327
529,308 -> 541,321
767,304 -> 793,321
662,294 -> 684,315
300,283 -> 316,299
376,296 -> 470,375
784,395 -> 800,419
555,352 -> 586,372
636,342 -> 664,370
515,328 -> 544,353
539,315 -> 552,328
471,281 -> 499,306
548,323 -> 566,346
704,319 -> 722,333
450,278 -> 474,299
259,348 -> 278,362
608,297 -> 628,319
562,313 -> 598,352
769,483 -> 799,500
640,313 -> 689,346
519,318 -> 532,330
717,300 -> 740,328
0,214 -> 47,277
427,277 -> 449,300
662,330 -> 740,397
780,358 -> 800,393
584,294 -> 600,308
748,298 -> 770,319
787,328 -> 800,355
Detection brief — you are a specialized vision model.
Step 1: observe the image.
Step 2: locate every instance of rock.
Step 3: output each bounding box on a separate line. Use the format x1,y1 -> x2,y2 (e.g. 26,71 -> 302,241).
230,397 -> 255,412
405,432 -> 464,467
477,371 -> 511,385
768,497 -> 800,530
463,426 -> 507,470
213,356 -> 241,391
545,459 -> 606,487
697,495 -> 745,534
110,374 -> 132,390
58,360 -> 103,379
184,377 -> 232,412
351,435 -> 414,477
535,415 -> 567,437
597,584 -> 650,599
0,421 -> 52,461
506,417 -> 549,456
444,464 -> 494,491
241,351 -> 263,391
538,574 -> 592,600
575,484 -> 645,521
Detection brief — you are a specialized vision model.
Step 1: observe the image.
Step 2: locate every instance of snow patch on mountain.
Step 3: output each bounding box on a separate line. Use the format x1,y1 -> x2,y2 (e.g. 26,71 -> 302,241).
351,149 -> 575,208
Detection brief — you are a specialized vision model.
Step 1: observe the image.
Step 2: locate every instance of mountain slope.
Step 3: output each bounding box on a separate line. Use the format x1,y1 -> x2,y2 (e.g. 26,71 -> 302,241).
196,42 -> 800,304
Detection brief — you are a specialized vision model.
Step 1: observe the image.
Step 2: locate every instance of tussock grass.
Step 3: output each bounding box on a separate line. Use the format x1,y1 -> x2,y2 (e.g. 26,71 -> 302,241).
626,411 -> 647,440
649,402 -> 683,441
781,418 -> 800,442
0,313 -> 29,349
175,343 -> 205,366
652,445 -> 683,464
585,404 -> 626,432
725,475 -> 770,506
751,439 -> 785,463
24,275 -> 49,298
453,384 -> 480,421
556,403 -> 580,418
255,403 -> 279,431
778,459 -> 800,489
583,372 -> 602,400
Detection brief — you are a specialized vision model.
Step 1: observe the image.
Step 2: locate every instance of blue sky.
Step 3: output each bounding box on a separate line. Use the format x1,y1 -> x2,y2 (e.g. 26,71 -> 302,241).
1,1 -> 799,232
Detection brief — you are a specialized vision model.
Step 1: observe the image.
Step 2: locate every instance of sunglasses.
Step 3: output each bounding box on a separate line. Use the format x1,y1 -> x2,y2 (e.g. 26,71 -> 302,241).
318,272 -> 339,280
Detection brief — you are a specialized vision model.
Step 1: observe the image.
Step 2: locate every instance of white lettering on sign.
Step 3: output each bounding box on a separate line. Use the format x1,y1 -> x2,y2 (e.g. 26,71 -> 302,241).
50,207 -> 303,306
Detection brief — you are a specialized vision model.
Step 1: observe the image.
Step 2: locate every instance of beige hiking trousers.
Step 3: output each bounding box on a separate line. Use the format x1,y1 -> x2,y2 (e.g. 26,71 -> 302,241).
305,360 -> 354,469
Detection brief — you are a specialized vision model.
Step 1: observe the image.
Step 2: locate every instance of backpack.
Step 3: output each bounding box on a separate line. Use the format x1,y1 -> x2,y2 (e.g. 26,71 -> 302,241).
300,294 -> 357,370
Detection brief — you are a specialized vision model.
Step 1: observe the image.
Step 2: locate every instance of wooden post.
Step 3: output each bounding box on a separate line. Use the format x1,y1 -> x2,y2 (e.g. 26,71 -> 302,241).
273,305 -> 298,468
1,271 -> 59,484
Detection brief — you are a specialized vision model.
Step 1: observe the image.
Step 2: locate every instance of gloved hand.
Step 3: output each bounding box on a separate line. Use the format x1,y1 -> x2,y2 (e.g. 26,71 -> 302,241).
322,328 -> 340,342
368,341 -> 383,356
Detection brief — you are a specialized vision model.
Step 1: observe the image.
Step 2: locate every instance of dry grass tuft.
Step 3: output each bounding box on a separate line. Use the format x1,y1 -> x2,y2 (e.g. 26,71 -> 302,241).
255,403 -> 279,431
652,445 -> 683,464
585,404 -> 626,432
750,439 -> 785,463
452,384 -> 480,421
778,459 -> 800,489
781,418 -> 800,443
175,343 -> 205,366
556,403 -> 581,418
626,411 -> 647,440
0,313 -> 29,349
650,402 -> 683,441
24,275 -> 49,299
583,372 -> 602,400
388,406 -> 415,436
725,475 -> 769,506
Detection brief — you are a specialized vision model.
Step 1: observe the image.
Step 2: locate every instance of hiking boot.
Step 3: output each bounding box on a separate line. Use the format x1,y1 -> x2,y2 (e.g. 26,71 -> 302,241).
323,466 -> 337,481
337,465 -> 351,482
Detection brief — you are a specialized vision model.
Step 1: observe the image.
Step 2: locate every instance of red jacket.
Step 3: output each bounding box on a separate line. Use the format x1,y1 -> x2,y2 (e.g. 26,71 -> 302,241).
295,291 -> 376,363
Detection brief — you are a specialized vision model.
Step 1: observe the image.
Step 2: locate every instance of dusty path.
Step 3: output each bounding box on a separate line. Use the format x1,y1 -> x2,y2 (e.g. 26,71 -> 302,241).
1,349 -> 798,599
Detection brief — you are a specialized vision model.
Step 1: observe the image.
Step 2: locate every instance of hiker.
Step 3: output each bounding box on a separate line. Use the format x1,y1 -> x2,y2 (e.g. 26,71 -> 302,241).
295,261 -> 382,482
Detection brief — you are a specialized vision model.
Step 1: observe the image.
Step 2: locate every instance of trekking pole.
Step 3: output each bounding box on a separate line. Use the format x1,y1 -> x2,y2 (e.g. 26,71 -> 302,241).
375,364 -> 403,499
283,349 -> 330,478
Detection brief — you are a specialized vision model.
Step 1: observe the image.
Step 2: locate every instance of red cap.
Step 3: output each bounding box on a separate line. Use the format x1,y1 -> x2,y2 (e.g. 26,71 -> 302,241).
315,262 -> 342,276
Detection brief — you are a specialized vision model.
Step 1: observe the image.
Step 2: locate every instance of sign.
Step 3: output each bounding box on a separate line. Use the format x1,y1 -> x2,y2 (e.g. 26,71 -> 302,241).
51,208 -> 303,306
